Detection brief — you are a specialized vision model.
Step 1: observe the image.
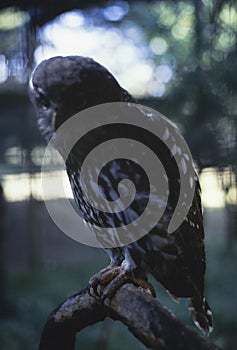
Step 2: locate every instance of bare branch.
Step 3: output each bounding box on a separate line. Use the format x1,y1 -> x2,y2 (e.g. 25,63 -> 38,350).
38,284 -> 221,350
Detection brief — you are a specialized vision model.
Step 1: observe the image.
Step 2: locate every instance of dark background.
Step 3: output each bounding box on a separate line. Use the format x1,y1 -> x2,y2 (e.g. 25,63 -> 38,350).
0,1 -> 236,349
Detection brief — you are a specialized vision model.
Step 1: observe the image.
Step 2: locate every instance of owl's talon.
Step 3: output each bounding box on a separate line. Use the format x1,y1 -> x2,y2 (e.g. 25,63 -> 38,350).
87,277 -> 102,297
88,265 -> 121,298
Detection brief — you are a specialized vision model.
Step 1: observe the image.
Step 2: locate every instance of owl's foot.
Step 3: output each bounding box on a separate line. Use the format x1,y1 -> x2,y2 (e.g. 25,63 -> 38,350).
102,272 -> 156,301
88,265 -> 156,300
88,265 -> 120,298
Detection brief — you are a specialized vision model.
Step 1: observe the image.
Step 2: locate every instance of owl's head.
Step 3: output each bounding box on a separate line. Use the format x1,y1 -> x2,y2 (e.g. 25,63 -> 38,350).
30,56 -> 124,140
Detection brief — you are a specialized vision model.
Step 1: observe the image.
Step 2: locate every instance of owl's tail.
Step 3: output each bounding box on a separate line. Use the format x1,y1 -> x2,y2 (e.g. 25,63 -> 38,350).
189,296 -> 213,335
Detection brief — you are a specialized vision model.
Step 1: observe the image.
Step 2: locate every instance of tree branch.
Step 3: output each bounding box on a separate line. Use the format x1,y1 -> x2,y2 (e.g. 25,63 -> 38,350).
38,283 -> 221,350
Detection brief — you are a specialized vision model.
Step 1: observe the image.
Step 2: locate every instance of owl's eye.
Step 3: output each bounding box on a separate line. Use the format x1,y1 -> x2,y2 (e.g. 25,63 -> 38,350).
34,85 -> 50,109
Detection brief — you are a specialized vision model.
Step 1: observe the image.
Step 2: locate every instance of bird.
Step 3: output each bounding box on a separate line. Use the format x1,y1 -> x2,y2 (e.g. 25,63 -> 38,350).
30,55 -> 213,335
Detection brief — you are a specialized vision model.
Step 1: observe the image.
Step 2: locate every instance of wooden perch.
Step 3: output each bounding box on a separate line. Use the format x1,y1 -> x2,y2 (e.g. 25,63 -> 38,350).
38,283 -> 221,350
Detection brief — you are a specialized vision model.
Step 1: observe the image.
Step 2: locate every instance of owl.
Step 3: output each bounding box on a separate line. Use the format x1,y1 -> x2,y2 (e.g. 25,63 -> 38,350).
30,56 -> 213,334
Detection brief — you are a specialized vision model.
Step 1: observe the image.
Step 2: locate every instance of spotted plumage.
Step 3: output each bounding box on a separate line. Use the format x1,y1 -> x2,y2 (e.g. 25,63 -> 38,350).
30,55 -> 213,334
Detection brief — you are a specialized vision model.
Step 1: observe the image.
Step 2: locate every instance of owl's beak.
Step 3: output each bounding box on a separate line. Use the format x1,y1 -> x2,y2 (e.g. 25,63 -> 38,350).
52,110 -> 57,131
